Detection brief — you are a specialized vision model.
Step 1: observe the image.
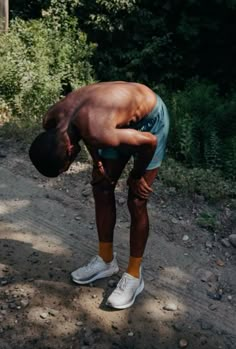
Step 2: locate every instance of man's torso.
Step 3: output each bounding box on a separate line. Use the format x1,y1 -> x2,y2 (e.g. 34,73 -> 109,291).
43,82 -> 157,139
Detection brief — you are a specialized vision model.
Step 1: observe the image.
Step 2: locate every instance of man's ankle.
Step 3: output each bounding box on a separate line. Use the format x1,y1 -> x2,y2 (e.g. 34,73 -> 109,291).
98,242 -> 113,263
127,256 -> 142,278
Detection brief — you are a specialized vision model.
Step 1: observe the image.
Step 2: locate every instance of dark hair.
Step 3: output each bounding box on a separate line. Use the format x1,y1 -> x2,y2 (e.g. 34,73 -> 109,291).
29,129 -> 67,177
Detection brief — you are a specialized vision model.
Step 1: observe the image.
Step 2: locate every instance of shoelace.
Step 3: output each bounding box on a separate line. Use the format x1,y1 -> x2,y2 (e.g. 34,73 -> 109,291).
115,274 -> 141,294
116,275 -> 128,292
81,256 -> 100,272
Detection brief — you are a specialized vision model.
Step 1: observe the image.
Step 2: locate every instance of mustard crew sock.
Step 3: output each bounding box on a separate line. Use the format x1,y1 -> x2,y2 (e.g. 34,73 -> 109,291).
98,242 -> 113,263
127,256 -> 142,278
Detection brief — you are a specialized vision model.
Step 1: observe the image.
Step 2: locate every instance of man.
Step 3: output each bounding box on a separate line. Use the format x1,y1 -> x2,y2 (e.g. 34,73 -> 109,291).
29,81 -> 169,309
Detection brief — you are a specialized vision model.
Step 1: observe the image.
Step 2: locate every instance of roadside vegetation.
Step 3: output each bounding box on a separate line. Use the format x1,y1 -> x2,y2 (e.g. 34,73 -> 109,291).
0,0 -> 235,198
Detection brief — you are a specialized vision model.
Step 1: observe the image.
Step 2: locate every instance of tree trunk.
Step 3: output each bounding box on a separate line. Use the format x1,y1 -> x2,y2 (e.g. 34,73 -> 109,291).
0,0 -> 9,32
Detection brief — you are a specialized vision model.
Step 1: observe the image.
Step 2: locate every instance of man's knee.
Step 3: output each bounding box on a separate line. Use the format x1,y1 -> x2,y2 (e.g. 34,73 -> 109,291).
127,195 -> 147,212
92,180 -> 116,196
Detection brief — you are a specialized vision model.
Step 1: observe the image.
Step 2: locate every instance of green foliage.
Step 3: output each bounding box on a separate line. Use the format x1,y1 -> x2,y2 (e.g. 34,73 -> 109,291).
166,80 -> 236,178
78,0 -> 175,85
10,0 -> 48,19
196,211 -> 219,231
9,1 -> 236,90
77,0 -> 236,90
0,11 -> 95,134
1,0 -> 235,187
160,158 -> 236,200
10,0 -> 79,20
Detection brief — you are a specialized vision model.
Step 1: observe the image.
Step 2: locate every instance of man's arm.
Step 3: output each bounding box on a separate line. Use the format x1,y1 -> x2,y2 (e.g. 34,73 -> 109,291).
84,142 -> 115,186
88,128 -> 157,178
42,109 -> 58,130
84,142 -> 103,167
42,98 -> 72,131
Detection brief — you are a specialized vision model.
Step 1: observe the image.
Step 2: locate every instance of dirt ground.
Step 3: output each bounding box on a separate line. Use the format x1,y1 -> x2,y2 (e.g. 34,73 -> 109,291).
0,136 -> 236,349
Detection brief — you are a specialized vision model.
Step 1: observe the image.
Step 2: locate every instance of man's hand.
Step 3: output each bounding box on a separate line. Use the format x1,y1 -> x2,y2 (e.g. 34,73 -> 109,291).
91,161 -> 113,187
127,174 -> 153,199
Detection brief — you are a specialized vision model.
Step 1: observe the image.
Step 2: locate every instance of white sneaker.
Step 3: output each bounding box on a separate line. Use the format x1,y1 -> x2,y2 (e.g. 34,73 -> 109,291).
71,253 -> 119,284
106,268 -> 144,309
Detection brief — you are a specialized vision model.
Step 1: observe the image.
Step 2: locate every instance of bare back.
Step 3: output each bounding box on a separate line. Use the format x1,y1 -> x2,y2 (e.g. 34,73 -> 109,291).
43,81 -> 157,148
72,82 -> 156,129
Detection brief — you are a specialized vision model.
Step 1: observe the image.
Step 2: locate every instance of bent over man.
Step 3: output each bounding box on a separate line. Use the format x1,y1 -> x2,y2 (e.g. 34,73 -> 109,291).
29,81 -> 169,309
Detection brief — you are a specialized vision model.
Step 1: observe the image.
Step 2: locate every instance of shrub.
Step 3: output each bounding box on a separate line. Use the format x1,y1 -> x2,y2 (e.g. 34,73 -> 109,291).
196,211 -> 219,231
165,80 -> 236,179
159,158 -> 236,200
0,12 -> 95,137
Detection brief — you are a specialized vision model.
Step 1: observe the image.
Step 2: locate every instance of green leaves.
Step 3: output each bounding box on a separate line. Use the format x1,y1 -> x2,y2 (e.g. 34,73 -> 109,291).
159,158 -> 236,200
167,80 -> 236,179
0,12 -> 95,136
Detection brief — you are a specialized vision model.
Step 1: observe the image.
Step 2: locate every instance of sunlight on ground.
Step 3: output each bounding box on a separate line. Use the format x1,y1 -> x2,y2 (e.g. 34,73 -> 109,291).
0,224 -> 70,255
5,282 -> 37,298
162,266 -> 193,284
27,305 -> 79,336
0,199 -> 30,215
67,162 -> 91,175
0,263 -> 15,276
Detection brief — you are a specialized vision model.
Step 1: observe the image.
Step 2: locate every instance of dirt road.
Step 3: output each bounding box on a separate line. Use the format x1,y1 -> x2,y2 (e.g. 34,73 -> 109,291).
0,138 -> 236,349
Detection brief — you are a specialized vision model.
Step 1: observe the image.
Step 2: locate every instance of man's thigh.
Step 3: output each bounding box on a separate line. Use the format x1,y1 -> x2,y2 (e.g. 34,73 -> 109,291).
101,152 -> 158,189
101,156 -> 131,184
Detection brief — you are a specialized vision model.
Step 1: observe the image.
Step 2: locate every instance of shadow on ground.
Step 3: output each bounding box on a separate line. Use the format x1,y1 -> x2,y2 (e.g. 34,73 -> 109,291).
0,145 -> 236,349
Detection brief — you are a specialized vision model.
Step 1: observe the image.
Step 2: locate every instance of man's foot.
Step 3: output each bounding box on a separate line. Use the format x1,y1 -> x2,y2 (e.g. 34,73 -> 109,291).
106,268 -> 144,309
71,253 -> 119,284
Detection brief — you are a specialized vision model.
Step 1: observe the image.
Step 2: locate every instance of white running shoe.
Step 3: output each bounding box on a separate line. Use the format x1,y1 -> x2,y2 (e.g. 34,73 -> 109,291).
106,268 -> 144,309
71,253 -> 119,284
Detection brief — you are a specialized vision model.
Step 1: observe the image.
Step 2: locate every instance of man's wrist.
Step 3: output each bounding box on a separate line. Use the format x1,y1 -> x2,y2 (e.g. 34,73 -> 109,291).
93,160 -> 103,169
130,169 -> 144,180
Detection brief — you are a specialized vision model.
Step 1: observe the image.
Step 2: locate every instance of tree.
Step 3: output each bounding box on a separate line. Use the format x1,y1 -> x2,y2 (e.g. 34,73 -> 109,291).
76,0 -> 236,90
0,0 -> 9,32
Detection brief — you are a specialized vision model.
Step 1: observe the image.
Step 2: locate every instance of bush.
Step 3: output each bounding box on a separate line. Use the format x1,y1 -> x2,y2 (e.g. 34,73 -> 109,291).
0,12 -> 95,138
159,158 -> 236,200
164,80 -> 236,179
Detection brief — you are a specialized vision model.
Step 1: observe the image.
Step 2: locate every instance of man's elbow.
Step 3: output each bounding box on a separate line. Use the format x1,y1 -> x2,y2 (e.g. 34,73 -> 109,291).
142,133 -> 157,149
151,134 -> 158,148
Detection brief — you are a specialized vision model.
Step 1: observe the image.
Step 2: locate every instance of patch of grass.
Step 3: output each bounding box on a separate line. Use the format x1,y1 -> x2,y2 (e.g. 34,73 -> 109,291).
196,211 -> 219,231
0,108 -> 41,143
159,157 -> 236,201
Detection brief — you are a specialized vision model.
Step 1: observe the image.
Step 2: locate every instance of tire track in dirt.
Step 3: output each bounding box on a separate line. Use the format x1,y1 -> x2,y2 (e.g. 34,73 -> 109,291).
1,166 -> 236,339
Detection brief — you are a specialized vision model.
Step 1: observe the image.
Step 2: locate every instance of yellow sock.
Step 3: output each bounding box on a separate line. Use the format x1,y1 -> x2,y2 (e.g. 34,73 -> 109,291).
98,242 -> 113,263
127,256 -> 142,278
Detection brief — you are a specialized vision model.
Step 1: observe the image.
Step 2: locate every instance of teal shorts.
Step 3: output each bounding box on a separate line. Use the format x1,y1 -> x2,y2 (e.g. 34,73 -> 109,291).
99,94 -> 170,169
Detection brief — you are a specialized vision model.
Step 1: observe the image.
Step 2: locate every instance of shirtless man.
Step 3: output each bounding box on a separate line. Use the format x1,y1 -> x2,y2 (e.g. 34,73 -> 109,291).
29,81 -> 169,309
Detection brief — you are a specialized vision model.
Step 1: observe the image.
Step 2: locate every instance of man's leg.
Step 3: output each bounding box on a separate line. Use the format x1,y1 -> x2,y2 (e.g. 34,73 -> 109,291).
71,156 -> 130,284
92,157 -> 130,262
127,168 -> 158,277
106,168 -> 158,309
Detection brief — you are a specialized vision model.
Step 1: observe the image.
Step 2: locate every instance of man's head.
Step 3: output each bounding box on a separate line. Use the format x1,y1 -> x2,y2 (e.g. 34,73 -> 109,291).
29,128 -> 80,177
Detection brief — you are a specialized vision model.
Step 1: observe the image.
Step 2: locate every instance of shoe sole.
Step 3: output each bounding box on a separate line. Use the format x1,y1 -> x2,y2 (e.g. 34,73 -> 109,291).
106,279 -> 145,309
71,267 -> 119,285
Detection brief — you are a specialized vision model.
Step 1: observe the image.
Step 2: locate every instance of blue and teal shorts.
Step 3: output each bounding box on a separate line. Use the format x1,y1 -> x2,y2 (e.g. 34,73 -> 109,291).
99,94 -> 170,170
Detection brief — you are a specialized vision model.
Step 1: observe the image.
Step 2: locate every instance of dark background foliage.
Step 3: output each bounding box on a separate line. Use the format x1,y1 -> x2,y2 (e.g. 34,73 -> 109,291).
1,0 -> 236,180
75,0 -> 236,91
10,0 -> 236,90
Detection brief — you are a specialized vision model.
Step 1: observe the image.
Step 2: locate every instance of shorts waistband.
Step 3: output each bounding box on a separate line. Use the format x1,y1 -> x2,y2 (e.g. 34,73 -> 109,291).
147,94 -> 163,118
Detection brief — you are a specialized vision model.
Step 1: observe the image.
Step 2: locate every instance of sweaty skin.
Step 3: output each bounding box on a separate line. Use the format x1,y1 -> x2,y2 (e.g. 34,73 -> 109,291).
41,81 -> 166,285
43,81 -> 159,198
